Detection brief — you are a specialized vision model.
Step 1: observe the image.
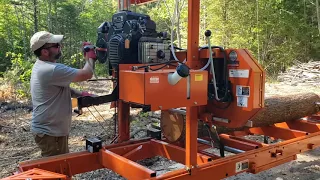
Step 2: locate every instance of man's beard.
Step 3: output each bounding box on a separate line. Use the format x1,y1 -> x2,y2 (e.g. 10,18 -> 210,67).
49,51 -> 62,61
54,52 -> 62,59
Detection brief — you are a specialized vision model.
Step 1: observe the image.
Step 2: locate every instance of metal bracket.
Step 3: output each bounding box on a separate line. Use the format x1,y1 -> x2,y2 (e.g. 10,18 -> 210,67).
245,120 -> 253,127
74,85 -> 119,115
206,124 -> 225,157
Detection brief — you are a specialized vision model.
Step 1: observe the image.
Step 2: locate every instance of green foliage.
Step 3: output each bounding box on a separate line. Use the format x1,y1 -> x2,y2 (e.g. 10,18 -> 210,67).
139,111 -> 150,118
95,63 -> 109,77
0,0 -> 319,101
3,52 -> 34,99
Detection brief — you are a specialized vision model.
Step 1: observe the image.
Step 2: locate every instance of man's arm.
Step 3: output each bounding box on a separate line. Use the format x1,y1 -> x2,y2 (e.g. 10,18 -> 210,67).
71,42 -> 96,83
72,58 -> 95,82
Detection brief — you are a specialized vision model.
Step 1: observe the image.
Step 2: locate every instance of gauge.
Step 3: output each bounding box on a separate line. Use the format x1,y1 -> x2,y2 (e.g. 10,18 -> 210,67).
229,50 -> 238,62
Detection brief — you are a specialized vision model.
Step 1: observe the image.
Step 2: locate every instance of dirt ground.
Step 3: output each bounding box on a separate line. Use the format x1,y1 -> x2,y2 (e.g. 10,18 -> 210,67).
1,79 -> 320,180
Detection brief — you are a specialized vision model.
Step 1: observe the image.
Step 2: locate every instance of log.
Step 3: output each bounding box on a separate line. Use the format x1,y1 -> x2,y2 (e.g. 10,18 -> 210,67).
215,92 -> 320,133
161,93 -> 320,140
250,92 -> 319,126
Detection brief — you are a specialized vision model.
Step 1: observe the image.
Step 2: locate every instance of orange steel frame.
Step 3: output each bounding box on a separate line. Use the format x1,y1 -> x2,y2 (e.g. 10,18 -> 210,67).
3,0 -> 320,180
7,113 -> 320,180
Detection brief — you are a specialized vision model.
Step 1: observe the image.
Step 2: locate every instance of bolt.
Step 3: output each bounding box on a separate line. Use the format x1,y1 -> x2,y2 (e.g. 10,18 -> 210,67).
194,102 -> 198,105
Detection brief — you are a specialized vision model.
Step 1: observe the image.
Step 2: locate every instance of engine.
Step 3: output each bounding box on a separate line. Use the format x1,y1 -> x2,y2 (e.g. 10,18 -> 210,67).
96,11 -> 171,68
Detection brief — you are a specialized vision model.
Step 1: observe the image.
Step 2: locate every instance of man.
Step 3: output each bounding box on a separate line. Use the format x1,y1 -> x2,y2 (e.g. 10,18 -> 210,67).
30,31 -> 96,157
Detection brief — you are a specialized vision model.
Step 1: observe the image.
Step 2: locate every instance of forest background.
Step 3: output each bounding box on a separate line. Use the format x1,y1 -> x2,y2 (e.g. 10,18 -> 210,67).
0,0 -> 320,99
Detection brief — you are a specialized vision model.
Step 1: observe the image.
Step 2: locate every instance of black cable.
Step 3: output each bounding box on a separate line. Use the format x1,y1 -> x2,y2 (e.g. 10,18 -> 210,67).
87,107 -> 109,134
132,60 -> 178,70
149,64 -> 168,71
169,45 -> 186,51
200,45 -> 230,102
133,60 -> 179,71
149,61 -> 178,71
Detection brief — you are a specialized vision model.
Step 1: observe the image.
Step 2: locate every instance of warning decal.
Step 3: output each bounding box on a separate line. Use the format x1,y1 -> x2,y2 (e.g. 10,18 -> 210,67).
236,85 -> 250,97
150,76 -> 159,83
235,159 -> 249,173
229,69 -> 249,78
237,96 -> 248,107
195,74 -> 203,81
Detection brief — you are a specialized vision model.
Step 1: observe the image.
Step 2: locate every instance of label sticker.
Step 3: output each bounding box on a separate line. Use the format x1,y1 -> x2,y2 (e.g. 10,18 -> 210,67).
237,96 -> 248,107
229,69 -> 249,78
150,76 -> 159,83
236,85 -> 250,97
235,159 -> 249,173
195,74 -> 203,81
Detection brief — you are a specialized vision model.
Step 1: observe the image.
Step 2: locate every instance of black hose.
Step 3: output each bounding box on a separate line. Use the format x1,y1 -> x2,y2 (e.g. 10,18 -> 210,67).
149,64 -> 168,71
212,95 -> 232,109
169,45 -> 186,51
200,45 -> 229,102
132,60 -> 179,71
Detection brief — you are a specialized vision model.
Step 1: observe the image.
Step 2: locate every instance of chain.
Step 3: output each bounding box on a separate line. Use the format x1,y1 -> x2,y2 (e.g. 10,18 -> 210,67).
86,107 -> 109,134
92,106 -> 108,124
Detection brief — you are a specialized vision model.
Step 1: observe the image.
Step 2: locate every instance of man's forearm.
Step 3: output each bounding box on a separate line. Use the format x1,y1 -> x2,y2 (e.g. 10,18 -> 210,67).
83,59 -> 95,73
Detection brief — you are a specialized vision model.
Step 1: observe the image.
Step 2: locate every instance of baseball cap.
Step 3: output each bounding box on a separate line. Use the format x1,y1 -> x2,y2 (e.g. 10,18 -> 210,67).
30,31 -> 64,52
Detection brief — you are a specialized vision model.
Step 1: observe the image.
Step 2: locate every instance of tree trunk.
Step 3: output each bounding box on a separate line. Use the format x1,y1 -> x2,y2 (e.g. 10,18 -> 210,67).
47,0 -> 52,32
162,93 -> 320,140
222,0 -> 227,47
4,5 -> 14,50
33,0 -> 38,33
53,0 -> 57,32
175,0 -> 181,48
316,0 -> 320,35
13,5 -> 27,60
201,1 -> 207,45
256,0 -> 260,63
215,93 -> 320,133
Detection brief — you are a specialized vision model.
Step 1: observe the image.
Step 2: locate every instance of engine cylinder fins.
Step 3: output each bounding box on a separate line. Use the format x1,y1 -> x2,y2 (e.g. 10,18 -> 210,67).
108,34 -> 125,68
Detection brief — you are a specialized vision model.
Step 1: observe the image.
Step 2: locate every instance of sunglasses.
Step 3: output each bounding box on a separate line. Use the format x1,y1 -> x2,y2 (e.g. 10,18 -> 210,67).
43,44 -> 61,49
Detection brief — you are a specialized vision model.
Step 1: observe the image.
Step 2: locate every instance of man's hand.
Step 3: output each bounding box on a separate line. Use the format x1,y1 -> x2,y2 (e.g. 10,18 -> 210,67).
82,41 -> 98,79
70,88 -> 98,98
82,42 -> 97,60
81,91 -> 98,97
71,42 -> 98,82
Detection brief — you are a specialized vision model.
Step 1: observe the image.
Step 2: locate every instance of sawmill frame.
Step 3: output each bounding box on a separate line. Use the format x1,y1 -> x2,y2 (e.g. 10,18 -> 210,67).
6,113 -> 320,180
